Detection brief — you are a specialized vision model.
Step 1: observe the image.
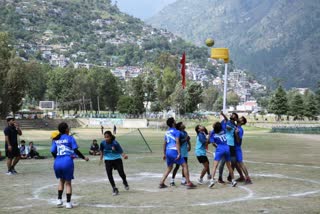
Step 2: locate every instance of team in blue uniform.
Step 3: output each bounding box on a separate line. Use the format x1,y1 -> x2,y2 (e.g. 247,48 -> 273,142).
208,122 -> 237,188
170,122 -> 191,186
195,125 -> 211,184
235,116 -> 252,184
218,111 -> 244,183
100,130 -> 129,196
51,122 -> 89,209
159,117 -> 196,189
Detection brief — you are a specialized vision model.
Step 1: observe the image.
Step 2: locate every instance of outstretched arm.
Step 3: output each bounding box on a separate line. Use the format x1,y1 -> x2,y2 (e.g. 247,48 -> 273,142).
74,149 -> 89,161
220,111 -> 228,121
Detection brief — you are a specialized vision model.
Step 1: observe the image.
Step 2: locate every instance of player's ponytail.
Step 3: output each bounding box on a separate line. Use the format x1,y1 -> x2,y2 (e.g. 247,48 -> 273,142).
104,130 -> 115,142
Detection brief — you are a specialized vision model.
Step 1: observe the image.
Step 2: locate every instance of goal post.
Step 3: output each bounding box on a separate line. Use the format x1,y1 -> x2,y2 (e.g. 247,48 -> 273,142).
116,129 -> 152,153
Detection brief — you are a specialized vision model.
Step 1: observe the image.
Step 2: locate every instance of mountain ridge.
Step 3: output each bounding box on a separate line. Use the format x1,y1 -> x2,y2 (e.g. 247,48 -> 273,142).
148,0 -> 320,89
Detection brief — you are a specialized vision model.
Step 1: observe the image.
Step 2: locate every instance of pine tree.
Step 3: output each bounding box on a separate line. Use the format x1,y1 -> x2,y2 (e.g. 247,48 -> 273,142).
268,85 -> 288,120
315,81 -> 320,115
304,93 -> 318,120
290,93 -> 304,120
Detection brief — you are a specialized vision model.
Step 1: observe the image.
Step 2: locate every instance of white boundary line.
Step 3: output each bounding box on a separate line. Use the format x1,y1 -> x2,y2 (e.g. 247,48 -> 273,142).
17,172 -> 319,209
3,159 -> 320,210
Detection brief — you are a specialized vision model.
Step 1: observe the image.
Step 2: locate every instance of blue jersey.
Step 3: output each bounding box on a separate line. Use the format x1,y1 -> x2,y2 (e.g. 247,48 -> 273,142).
195,132 -> 207,156
51,134 -> 78,157
209,130 -> 215,144
100,140 -> 123,160
235,126 -> 244,147
51,134 -> 78,181
211,131 -> 231,161
212,131 -> 228,146
180,130 -> 189,157
221,119 -> 227,133
226,120 -> 236,146
164,128 -> 180,151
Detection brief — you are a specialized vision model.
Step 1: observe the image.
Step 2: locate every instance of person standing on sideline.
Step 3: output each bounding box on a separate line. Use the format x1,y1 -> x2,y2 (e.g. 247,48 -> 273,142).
113,125 -> 117,135
159,117 -> 196,189
100,130 -> 129,196
51,122 -> 89,209
4,115 -> 22,175
101,125 -> 104,135
170,122 -> 191,186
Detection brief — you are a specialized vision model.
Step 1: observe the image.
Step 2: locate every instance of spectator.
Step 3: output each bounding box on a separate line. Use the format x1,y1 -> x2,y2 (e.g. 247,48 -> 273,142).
113,125 -> 117,135
101,125 -> 104,135
28,141 -> 40,159
89,139 -> 100,156
19,140 -> 28,159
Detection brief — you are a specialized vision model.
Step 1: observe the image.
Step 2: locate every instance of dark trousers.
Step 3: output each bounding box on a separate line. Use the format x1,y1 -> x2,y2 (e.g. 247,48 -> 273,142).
104,159 -> 128,189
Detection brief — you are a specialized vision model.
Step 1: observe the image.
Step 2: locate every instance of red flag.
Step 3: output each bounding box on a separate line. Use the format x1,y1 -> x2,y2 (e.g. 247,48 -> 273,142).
180,52 -> 186,89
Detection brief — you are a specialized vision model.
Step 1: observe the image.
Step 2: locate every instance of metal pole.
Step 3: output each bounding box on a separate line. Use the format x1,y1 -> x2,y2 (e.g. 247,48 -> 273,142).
223,63 -> 228,113
97,96 -> 100,114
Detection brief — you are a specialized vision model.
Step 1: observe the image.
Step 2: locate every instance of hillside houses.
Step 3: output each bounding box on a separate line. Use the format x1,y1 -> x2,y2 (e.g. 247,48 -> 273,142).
111,66 -> 142,80
187,61 -> 267,103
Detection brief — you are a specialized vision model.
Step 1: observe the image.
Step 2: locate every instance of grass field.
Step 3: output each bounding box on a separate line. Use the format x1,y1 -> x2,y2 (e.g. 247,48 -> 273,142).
0,127 -> 319,214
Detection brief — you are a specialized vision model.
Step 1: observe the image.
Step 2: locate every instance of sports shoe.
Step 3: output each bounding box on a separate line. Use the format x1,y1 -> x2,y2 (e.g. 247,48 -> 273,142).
245,178 -> 252,185
112,188 -> 119,196
56,199 -> 63,207
124,185 -> 130,190
65,202 -> 73,209
208,179 -> 216,188
170,181 -> 176,186
231,180 -> 237,187
218,179 -> 226,184
197,178 -> 204,185
181,181 -> 186,186
207,174 -> 212,180
11,169 -> 18,174
6,170 -> 13,175
159,183 -> 168,189
235,177 -> 245,182
186,182 -> 196,189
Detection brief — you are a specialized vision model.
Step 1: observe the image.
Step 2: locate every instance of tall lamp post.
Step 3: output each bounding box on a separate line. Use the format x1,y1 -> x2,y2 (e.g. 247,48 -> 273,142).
206,39 -> 230,113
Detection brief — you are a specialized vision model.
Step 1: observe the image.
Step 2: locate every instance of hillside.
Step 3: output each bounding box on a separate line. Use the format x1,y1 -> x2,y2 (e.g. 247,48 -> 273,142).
148,0 -> 320,89
0,0 -> 207,68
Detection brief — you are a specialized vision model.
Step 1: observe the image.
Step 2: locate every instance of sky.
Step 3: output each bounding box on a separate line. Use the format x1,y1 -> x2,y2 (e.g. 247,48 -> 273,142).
113,0 -> 176,20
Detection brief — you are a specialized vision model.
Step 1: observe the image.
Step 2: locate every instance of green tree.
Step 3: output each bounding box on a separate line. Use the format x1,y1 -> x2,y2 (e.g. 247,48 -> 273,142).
130,76 -> 145,114
25,61 -> 50,102
201,86 -> 219,111
0,32 -> 12,117
117,96 -> 134,114
185,82 -> 203,113
99,71 -> 121,112
290,93 -> 304,120
46,67 -> 78,112
304,92 -> 318,120
170,82 -> 187,115
156,66 -> 179,110
227,91 -> 240,108
213,96 -> 223,111
5,57 -> 28,114
141,69 -> 157,112
268,85 -> 288,120
315,81 -> 320,115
